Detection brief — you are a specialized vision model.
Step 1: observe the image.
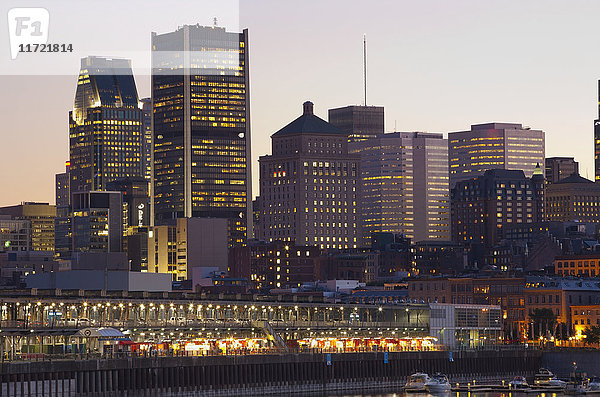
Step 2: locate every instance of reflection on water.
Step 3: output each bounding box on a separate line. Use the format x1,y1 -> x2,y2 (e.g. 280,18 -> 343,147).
293,392 -> 568,397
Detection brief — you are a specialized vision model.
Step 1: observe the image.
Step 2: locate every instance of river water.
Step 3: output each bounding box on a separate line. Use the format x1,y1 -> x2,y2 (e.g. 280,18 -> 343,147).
293,393 -> 569,397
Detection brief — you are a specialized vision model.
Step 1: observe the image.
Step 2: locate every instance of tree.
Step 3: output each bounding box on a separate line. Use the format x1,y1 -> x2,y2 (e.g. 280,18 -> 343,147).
583,326 -> 600,345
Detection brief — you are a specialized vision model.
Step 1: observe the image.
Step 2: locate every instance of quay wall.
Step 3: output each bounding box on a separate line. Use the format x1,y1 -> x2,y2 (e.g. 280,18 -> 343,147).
0,349 -> 541,396
541,350 -> 600,377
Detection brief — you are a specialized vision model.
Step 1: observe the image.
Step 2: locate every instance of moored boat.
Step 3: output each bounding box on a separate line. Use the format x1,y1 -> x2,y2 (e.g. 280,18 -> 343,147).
509,376 -> 529,390
404,372 -> 431,392
534,368 -> 566,389
425,373 -> 451,393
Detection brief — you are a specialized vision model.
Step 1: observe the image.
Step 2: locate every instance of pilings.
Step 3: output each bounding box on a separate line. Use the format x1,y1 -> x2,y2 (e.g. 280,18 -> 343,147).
0,349 -> 542,396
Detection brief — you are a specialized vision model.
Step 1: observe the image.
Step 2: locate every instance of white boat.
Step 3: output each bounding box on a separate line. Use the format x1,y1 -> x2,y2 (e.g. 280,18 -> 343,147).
404,372 -> 431,392
425,373 -> 451,393
534,368 -> 566,388
509,376 -> 529,389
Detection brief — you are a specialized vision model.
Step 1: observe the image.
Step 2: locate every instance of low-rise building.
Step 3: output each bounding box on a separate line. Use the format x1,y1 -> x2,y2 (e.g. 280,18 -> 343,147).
555,254 -> 600,277
429,303 -> 502,348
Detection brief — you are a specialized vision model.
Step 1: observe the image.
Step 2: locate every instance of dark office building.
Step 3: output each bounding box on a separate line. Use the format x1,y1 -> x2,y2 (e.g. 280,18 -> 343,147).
595,81 -> 600,183
55,161 -> 71,259
72,191 -> 123,253
545,157 -> 579,185
328,105 -> 384,142
451,168 -> 544,248
151,25 -> 251,246
140,98 -> 153,181
69,56 -> 143,193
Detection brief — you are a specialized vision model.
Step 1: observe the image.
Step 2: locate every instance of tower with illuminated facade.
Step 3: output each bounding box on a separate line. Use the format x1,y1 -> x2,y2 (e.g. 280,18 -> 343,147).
258,101 -> 361,249
69,56 -> 143,193
595,80 -> 600,182
151,25 -> 251,246
448,123 -> 544,188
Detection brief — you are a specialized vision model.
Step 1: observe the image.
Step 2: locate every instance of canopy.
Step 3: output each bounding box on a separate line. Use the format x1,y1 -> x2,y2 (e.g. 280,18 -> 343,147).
74,327 -> 128,340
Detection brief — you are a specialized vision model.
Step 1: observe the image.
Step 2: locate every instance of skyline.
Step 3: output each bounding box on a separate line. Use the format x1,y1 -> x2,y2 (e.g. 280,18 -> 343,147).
2,0 -> 600,206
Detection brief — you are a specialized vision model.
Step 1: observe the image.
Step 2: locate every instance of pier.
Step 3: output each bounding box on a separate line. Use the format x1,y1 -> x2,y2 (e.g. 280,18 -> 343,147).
0,348 -> 541,396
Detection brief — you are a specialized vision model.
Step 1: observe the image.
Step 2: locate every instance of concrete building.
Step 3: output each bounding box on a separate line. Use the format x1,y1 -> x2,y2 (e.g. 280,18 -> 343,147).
350,132 -> 449,244
55,161 -> 70,207
0,203 -> 56,253
26,270 -> 172,292
328,105 -> 384,142
555,254 -> 600,277
451,168 -> 544,248
0,216 -> 31,252
71,191 -> 123,253
229,240 -> 323,291
545,173 -> 600,223
152,25 -> 251,246
448,122 -> 545,187
258,101 -> 361,249
148,218 -> 228,281
545,157 -> 579,185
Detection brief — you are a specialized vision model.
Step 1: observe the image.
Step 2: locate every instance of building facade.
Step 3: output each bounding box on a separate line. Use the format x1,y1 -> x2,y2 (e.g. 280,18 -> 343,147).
545,174 -> 600,223
328,105 -> 384,142
349,132 -> 449,244
0,203 -> 56,253
555,255 -> 600,277
448,122 -> 545,187
69,56 -> 143,193
545,157 -> 579,185
258,101 -> 361,249
140,97 -> 153,181
451,169 -> 544,248
71,191 -> 123,254
151,25 -> 251,246
148,217 -> 228,281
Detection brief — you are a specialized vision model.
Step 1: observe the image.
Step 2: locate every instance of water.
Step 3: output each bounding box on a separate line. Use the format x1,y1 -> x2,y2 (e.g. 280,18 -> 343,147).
292,393 -> 569,397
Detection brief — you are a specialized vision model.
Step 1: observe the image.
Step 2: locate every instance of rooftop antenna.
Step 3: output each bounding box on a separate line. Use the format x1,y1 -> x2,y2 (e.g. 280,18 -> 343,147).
363,34 -> 367,106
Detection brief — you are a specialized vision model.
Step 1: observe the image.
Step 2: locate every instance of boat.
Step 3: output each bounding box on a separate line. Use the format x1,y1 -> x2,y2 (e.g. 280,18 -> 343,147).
586,377 -> 600,393
534,368 -> 566,388
404,372 -> 431,392
565,370 -> 588,395
509,376 -> 529,389
425,373 -> 451,393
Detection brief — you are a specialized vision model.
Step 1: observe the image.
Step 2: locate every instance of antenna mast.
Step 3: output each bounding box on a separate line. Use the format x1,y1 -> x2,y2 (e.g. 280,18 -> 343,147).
363,34 -> 367,106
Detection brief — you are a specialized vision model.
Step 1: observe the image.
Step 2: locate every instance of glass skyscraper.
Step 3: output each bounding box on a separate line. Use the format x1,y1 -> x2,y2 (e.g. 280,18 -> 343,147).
151,25 -> 251,246
69,56 -> 143,193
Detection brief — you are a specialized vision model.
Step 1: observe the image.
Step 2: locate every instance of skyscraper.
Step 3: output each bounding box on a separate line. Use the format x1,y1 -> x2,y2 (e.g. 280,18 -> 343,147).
151,25 -> 251,246
545,157 -> 579,185
69,56 -> 143,193
595,80 -> 600,182
328,105 -> 384,142
0,203 -> 56,252
140,98 -> 153,181
448,123 -> 545,187
258,101 -> 361,249
55,161 -> 71,259
350,132 -> 449,244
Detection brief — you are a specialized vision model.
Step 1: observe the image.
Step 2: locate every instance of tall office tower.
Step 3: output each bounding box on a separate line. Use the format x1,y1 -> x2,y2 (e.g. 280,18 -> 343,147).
350,132 -> 449,244
448,123 -> 545,187
451,169 -> 544,248
140,98 -> 153,180
0,203 -> 56,252
69,56 -> 143,193
55,161 -> 72,259
71,191 -> 123,253
258,101 -> 361,249
328,105 -> 384,142
596,81 -> 600,182
545,157 -> 579,185
151,25 -> 251,247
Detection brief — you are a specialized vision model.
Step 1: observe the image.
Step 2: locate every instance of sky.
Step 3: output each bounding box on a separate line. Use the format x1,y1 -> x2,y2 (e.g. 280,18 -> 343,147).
0,0 -> 599,206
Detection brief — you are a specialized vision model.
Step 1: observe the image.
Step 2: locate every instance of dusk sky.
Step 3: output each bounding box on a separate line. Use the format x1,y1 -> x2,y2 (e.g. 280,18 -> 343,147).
1,0 -> 599,206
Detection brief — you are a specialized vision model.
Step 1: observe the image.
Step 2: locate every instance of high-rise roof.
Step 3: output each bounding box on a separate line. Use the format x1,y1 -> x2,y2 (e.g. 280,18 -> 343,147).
272,102 -> 347,137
